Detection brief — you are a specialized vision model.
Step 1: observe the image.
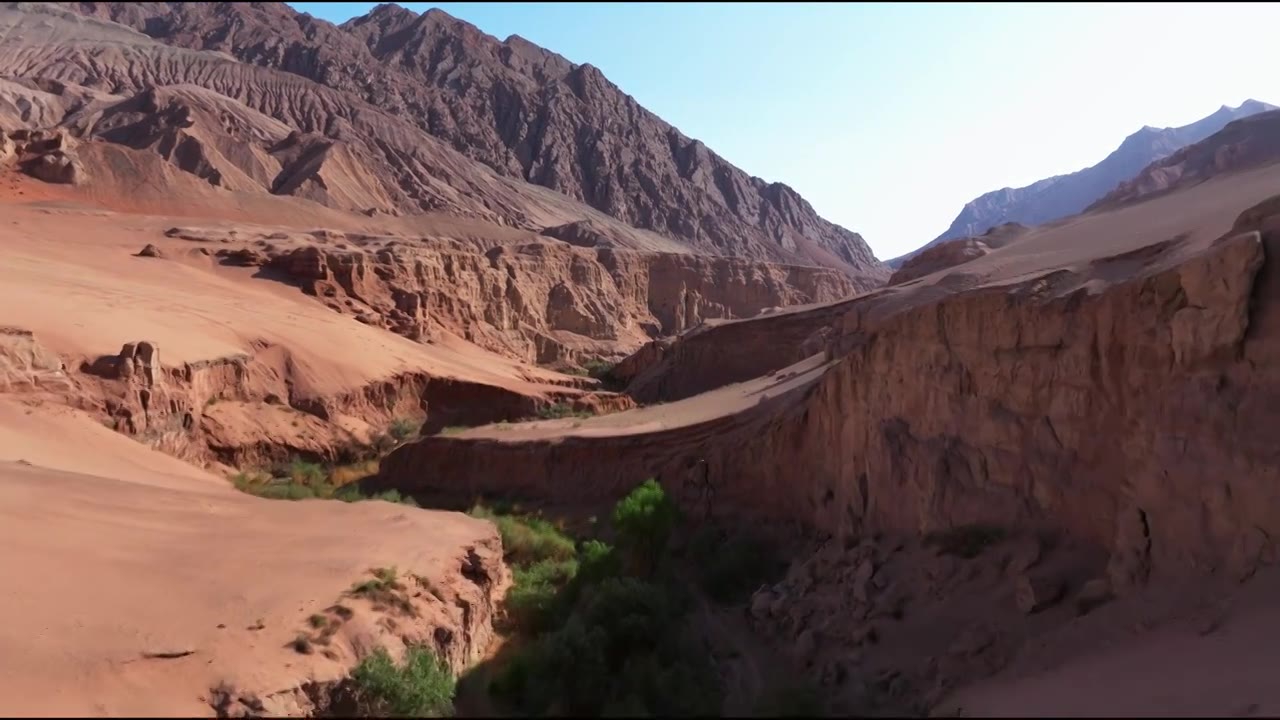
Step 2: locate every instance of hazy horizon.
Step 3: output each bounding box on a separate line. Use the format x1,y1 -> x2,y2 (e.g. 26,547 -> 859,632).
289,1 -> 1280,260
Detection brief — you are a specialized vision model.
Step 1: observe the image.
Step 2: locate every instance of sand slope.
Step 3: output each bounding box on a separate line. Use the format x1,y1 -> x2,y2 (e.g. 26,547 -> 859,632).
0,397 -> 505,717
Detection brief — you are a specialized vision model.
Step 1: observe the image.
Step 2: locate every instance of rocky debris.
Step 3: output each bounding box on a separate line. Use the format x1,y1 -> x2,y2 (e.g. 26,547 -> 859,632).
5,128 -> 88,185
1004,535 -> 1043,577
0,328 -> 73,394
216,248 -> 267,267
23,150 -> 85,184
852,558 -> 876,604
948,625 -> 994,657
136,244 -> 165,258
1106,505 -> 1152,596
1229,527 -> 1272,583
750,587 -> 775,621
795,628 -> 818,666
1013,572 -> 1064,614
540,219 -> 617,249
1074,578 -> 1113,615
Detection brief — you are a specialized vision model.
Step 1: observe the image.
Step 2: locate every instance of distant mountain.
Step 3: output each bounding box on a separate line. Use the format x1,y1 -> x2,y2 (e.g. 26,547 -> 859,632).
1090,108 -> 1280,213
890,99 -> 1278,267
60,1 -> 887,283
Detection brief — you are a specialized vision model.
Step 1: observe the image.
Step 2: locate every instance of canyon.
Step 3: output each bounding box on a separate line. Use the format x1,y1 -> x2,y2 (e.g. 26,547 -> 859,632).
2,1 -> 1280,717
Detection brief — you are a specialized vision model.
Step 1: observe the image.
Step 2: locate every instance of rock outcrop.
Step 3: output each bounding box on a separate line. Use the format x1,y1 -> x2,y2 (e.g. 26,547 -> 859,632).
2,127 -> 88,184
163,225 -> 859,366
887,237 -> 991,286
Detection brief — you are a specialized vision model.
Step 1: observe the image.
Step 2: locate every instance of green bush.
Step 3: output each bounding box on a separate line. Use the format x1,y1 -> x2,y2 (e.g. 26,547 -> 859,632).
612,479 -> 679,577
492,577 -> 717,716
536,402 -> 591,420
350,646 -> 455,718
469,505 -> 577,566
478,482 -> 725,717
582,358 -> 615,380
287,457 -> 326,486
506,558 -> 579,631
231,469 -> 419,507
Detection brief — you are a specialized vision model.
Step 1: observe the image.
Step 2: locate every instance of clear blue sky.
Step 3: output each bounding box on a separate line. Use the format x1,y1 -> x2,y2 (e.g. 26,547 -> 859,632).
290,2 -> 1280,260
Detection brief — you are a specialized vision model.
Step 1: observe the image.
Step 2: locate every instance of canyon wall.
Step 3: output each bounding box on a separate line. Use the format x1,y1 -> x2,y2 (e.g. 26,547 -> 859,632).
377,226 -> 1280,586
173,225 -> 859,366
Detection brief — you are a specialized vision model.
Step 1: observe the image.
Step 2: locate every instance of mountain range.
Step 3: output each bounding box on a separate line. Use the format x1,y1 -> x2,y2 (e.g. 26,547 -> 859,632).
56,1 -> 886,283
891,98 -> 1278,267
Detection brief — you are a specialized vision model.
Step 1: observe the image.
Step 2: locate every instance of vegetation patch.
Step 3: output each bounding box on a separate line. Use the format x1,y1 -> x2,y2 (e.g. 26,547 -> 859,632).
229,456 -> 416,506
348,646 -> 456,718
349,566 -> 417,617
581,358 -> 615,380
535,402 -> 592,420
468,480 -> 722,716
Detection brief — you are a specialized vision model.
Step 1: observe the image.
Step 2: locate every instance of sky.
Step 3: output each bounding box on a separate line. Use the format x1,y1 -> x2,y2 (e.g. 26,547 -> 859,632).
290,2 -> 1280,260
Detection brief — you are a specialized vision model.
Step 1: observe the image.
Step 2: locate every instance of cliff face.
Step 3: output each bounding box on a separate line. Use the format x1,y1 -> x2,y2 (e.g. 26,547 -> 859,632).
375,206 -> 1280,588
157,224 -> 859,366
59,1 -> 887,280
895,99 -> 1279,267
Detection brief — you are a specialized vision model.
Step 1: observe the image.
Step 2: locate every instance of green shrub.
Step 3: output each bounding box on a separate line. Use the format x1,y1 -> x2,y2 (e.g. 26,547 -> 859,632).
536,402 -> 591,420
612,479 -> 679,577
582,358 -> 615,380
255,482 -> 326,501
506,558 -> 579,631
286,457 -> 326,486
469,505 -> 577,566
479,483 -> 728,717
350,646 -> 455,718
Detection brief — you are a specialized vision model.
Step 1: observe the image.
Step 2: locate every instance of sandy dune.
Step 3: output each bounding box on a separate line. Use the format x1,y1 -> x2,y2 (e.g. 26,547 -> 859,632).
0,398 -> 504,717
938,570 -> 1280,717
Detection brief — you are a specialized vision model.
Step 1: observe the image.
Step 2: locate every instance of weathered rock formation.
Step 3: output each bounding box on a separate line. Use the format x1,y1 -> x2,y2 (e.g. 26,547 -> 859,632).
1,127 -> 88,183
163,225 -> 859,366
887,237 -> 992,286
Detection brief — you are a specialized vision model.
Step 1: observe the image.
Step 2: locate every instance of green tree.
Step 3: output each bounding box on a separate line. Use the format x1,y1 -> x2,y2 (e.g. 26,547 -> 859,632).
611,479 -> 679,578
